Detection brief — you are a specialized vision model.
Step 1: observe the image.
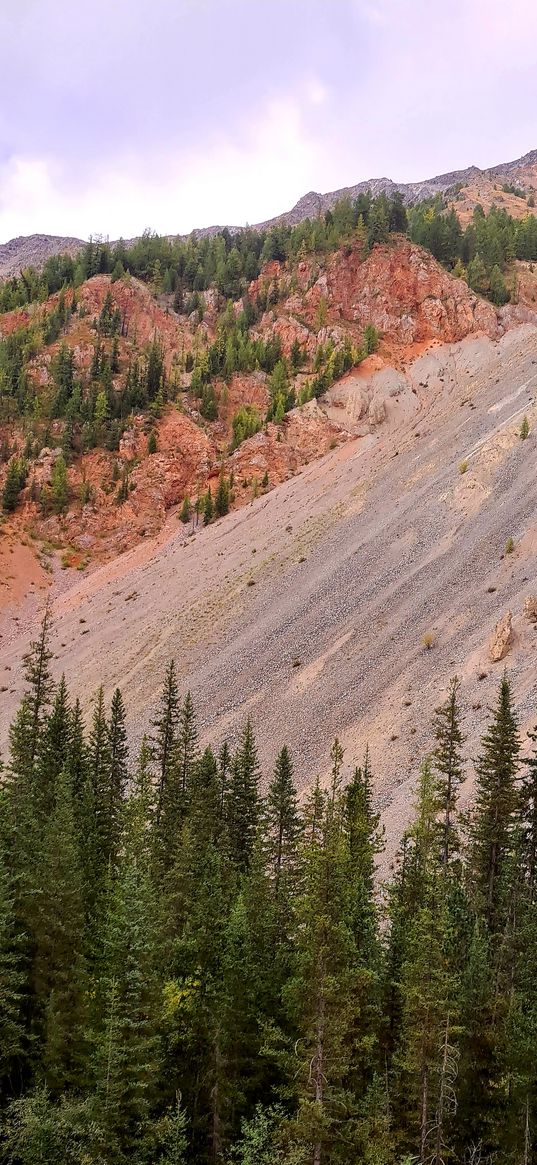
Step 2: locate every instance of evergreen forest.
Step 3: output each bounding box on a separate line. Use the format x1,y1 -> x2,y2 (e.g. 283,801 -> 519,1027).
0,612 -> 536,1164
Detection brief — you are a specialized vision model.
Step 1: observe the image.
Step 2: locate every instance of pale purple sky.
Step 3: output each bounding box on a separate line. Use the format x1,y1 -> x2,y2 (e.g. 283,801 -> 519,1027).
1,0 -> 536,242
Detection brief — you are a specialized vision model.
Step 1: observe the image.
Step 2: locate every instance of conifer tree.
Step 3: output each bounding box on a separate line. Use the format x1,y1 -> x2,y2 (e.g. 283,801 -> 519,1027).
215,470 -> 230,518
469,673 -> 520,926
393,760 -> 462,1162
67,698 -> 87,811
218,740 -> 232,820
432,676 -> 465,867
33,769 -> 88,1094
106,687 -> 129,868
227,719 -> 261,873
9,606 -> 54,781
36,674 -> 71,819
177,690 -> 199,801
92,810 -> 162,1160
203,486 -> 214,525
151,660 -> 180,826
264,745 -> 301,897
0,841 -> 27,1099
285,781 -> 378,1164
85,686 -> 113,906
345,747 -> 383,892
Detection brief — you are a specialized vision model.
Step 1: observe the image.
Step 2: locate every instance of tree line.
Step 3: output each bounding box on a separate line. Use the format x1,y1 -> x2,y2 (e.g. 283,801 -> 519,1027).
408,200 -> 537,304
0,613 -> 536,1163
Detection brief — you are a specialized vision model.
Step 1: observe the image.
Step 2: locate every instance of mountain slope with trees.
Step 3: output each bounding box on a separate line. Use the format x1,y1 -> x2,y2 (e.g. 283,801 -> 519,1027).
1,190 -> 532,570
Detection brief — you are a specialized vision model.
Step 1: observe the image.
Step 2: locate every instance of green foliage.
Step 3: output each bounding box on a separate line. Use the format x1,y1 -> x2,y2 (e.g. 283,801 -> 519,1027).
203,485 -> 213,525
50,453 -> 69,514
2,456 -> 28,512
231,405 -> 262,449
469,673 -> 520,926
364,323 -> 380,354
2,504 -> 537,1163
215,470 -> 230,518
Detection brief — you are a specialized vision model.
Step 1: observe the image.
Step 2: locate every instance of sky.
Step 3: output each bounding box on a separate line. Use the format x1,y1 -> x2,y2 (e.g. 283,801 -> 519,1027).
0,0 -> 536,243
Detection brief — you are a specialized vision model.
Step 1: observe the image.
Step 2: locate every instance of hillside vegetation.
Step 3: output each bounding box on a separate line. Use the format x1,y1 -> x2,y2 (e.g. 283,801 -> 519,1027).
0,191 -> 533,566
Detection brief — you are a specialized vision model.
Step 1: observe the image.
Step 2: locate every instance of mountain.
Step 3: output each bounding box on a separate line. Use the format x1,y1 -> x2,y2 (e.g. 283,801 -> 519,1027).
1,148 -> 537,277
0,232 -> 84,279
2,316 -> 537,861
2,152 -> 537,852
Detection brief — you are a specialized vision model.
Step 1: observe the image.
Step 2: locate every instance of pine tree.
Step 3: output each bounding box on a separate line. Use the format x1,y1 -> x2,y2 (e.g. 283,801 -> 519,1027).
50,453 -> 68,514
284,781 -> 379,1164
2,457 -> 27,513
9,606 -> 54,781
215,470 -> 230,518
92,822 -> 162,1160
151,660 -> 180,826
177,690 -> 199,802
67,698 -> 87,811
33,769 -> 89,1094
106,688 -> 129,869
264,746 -> 301,898
469,673 -> 520,926
392,760 -> 462,1162
203,486 -> 214,525
432,677 -> 465,867
35,674 -> 71,819
227,719 -> 261,873
86,686 -> 112,902
345,747 -> 383,893
0,841 -> 27,1099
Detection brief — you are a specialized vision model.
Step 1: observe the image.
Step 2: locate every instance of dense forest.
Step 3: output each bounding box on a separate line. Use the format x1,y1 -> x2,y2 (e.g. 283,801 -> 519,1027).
0,611 -> 536,1163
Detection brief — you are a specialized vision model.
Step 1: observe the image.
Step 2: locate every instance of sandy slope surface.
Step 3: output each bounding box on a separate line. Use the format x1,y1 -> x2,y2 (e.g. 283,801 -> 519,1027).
2,324 -> 537,854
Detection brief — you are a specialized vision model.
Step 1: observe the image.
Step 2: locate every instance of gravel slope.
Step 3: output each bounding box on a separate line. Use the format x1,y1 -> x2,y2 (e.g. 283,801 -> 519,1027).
2,324 -> 537,852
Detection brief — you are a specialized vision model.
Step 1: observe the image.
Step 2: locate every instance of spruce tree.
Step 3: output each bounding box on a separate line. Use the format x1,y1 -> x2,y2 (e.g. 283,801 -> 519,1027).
177,690 -> 199,801
85,687 -> 113,911
264,745 -> 301,897
33,768 -> 89,1094
392,760 -> 462,1162
9,606 -> 54,781
215,470 -> 230,518
35,674 -> 71,819
469,673 -> 520,926
151,660 -> 180,826
432,677 -> 465,867
106,687 -> 129,869
344,747 -> 383,893
284,781 -> 378,1164
0,841 -> 27,1099
203,486 -> 214,525
227,719 -> 261,873
92,814 -> 162,1160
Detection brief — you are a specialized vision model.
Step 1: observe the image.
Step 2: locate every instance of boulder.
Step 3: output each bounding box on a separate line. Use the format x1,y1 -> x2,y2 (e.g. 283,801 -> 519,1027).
489,611 -> 513,662
369,395 -> 387,426
524,595 -> 537,622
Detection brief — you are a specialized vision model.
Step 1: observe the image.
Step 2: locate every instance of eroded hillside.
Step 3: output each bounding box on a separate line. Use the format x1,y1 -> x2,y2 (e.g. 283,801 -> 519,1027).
1,231 -> 517,586
2,319 -> 537,860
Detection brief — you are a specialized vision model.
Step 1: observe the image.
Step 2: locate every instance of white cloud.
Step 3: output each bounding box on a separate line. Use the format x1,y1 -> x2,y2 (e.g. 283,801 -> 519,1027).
0,91 -> 324,241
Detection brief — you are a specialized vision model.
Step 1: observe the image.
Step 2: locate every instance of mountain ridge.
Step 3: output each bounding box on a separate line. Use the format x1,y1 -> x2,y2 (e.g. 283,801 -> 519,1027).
1,147 -> 537,277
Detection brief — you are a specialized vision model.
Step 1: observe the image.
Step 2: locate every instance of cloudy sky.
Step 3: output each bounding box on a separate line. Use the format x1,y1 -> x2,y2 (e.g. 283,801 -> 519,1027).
1,0 -> 536,242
